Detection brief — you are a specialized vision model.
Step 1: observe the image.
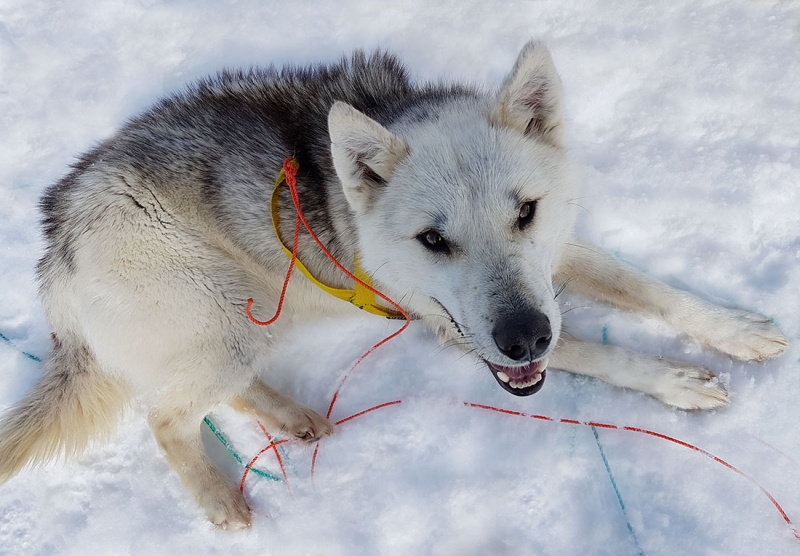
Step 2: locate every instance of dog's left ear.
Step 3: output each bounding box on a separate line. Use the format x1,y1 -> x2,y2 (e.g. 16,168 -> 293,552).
491,41 -> 565,147
329,101 -> 409,214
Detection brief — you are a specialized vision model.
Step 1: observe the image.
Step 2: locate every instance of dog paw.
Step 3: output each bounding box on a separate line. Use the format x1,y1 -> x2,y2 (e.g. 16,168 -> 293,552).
274,405 -> 334,444
702,310 -> 788,362
199,483 -> 252,530
652,363 -> 729,411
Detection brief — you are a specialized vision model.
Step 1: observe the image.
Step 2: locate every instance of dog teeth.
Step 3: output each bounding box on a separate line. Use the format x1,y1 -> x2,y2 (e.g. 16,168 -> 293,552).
509,374 -> 542,389
497,371 -> 510,383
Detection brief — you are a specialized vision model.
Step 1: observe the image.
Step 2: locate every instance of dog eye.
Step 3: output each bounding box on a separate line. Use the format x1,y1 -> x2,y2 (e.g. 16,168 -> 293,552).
518,200 -> 536,230
417,230 -> 450,254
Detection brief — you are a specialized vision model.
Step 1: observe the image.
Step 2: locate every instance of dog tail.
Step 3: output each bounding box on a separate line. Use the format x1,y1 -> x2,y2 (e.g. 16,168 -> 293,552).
0,336 -> 131,484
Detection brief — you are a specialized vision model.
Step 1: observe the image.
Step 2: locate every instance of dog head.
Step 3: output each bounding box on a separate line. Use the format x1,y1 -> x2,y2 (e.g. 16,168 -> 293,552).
329,42 -> 577,396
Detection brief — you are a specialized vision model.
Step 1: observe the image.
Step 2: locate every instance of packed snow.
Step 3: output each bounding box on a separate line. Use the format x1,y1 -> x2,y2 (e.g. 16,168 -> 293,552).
1,1 -> 799,554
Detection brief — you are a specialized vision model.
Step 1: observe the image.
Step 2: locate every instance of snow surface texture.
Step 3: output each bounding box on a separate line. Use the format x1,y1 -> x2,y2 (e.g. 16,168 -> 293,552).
1,1 -> 799,554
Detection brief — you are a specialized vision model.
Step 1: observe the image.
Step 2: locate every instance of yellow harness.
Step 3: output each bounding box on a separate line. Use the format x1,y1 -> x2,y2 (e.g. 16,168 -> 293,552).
270,161 -> 404,319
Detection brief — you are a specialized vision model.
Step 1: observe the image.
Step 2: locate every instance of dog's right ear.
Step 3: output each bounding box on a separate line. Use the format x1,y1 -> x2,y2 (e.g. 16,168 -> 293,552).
329,101 -> 409,214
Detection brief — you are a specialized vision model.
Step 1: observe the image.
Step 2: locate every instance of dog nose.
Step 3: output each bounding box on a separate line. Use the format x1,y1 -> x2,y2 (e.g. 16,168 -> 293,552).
492,310 -> 552,361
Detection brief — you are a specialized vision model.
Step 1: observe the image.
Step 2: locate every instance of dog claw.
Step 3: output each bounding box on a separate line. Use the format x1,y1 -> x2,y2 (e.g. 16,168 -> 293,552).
654,364 -> 729,411
696,309 -> 787,362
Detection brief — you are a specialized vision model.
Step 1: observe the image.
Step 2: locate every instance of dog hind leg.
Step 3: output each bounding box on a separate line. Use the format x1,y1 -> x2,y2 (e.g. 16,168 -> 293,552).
149,406 -> 252,530
230,379 -> 333,443
556,238 -> 787,361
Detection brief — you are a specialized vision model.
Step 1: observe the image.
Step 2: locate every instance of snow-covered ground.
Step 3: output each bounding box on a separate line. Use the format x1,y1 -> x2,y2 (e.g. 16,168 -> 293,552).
1,0 -> 799,554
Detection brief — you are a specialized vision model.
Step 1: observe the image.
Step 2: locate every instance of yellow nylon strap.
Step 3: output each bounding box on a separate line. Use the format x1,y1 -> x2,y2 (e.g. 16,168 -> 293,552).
270,162 -> 402,319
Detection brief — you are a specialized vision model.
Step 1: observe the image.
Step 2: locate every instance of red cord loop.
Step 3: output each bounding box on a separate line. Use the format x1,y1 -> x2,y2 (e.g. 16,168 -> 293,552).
238,158 -> 798,542
243,156 -> 410,491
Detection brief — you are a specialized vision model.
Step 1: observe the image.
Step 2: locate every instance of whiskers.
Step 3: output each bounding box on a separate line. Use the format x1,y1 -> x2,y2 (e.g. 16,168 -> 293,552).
560,306 -> 586,316
555,275 -> 591,318
554,276 -> 577,300
566,194 -> 597,216
418,309 -> 481,359
438,331 -> 476,351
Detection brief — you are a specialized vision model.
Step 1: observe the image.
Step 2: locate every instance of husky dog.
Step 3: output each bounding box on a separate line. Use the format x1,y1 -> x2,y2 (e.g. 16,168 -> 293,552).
0,42 -> 787,529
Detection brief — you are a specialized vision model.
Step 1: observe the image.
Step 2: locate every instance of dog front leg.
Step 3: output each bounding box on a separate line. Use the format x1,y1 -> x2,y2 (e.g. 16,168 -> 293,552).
230,379 -> 333,443
555,238 -> 787,361
549,337 -> 728,410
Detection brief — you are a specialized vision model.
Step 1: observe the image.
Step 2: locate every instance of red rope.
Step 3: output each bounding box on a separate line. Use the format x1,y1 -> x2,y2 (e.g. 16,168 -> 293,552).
246,158 -> 411,328
238,158 -> 798,542
246,213 -> 299,326
240,400 -> 403,494
239,397 -> 799,541
244,157 -> 410,486
256,420 -> 292,497
465,401 -> 800,541
279,158 -> 409,320
279,156 -> 410,429
240,438 -> 290,495
334,400 -> 402,427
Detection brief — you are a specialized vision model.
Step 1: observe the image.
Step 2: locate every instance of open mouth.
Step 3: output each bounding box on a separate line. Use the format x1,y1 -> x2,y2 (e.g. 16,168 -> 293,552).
485,358 -> 547,396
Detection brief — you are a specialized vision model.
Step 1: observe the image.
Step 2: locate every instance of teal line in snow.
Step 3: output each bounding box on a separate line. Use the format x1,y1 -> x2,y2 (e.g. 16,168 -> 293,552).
277,443 -> 296,477
568,425 -> 577,457
203,416 -> 282,483
597,325 -> 645,554
593,427 -> 646,556
0,332 -> 43,362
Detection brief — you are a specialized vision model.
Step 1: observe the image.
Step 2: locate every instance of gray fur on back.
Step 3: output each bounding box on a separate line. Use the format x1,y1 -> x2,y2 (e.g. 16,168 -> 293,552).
38,51 -> 479,287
